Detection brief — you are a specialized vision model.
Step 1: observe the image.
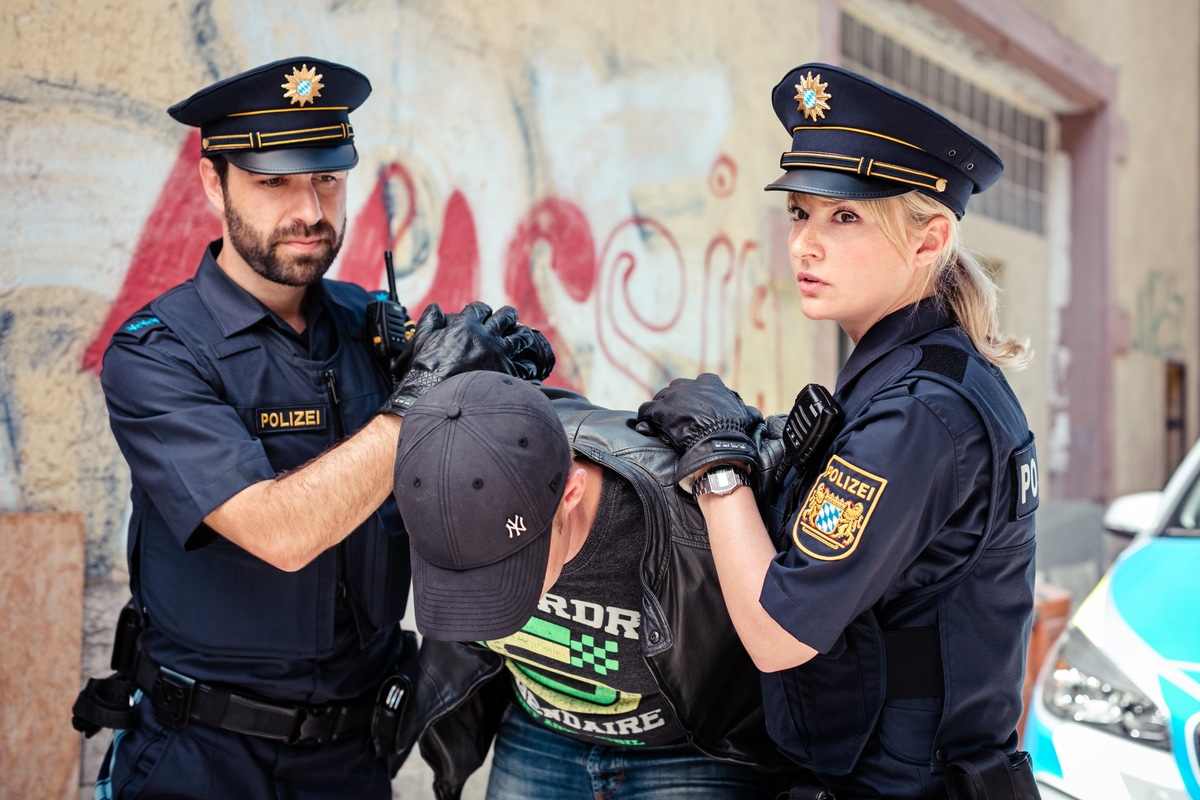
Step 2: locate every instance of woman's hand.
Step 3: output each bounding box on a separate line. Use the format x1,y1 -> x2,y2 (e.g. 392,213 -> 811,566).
636,373 -> 762,490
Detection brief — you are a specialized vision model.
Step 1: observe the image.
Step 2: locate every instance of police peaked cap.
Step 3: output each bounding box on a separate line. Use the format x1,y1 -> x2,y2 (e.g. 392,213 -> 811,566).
765,63 -> 1003,218
168,56 -> 371,175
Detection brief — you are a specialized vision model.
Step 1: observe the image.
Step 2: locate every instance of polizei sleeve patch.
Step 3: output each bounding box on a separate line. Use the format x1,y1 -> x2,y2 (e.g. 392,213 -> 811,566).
1010,439 -> 1039,520
792,455 -> 888,561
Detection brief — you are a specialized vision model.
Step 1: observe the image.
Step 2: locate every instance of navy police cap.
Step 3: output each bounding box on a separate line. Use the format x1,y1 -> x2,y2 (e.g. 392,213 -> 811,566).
168,56 -> 371,175
765,63 -> 1002,218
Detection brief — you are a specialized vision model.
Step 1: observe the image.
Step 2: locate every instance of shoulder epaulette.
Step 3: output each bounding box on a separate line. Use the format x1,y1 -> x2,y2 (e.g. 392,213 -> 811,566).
113,311 -> 167,343
915,343 -> 968,383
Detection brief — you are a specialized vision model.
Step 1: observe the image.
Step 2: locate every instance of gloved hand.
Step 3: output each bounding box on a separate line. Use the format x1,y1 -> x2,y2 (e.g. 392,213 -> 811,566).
752,414 -> 793,538
636,372 -> 763,491
380,301 -> 520,417
505,325 -> 556,382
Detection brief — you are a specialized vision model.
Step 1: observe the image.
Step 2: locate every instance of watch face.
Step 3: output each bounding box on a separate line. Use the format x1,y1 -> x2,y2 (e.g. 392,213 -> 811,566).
696,466 -> 747,497
708,468 -> 740,494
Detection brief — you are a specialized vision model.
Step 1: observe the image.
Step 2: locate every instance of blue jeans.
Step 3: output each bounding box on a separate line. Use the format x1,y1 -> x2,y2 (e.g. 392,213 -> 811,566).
485,707 -> 781,800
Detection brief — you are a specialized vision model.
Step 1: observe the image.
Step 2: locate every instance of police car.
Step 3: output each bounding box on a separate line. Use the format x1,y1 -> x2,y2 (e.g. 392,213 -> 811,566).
1025,438 -> 1200,799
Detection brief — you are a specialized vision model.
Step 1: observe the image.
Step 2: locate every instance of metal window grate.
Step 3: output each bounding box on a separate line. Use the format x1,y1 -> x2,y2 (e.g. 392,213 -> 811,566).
841,13 -> 1048,233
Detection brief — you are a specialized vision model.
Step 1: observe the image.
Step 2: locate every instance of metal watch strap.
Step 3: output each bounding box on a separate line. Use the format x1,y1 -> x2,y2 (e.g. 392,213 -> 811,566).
692,465 -> 750,497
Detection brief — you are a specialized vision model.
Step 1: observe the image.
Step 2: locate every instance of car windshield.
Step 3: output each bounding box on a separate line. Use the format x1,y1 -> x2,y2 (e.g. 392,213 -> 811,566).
1168,469 -> 1200,536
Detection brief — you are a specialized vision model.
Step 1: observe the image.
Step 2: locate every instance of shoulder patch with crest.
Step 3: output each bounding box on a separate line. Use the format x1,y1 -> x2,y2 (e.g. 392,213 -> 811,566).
792,455 -> 887,561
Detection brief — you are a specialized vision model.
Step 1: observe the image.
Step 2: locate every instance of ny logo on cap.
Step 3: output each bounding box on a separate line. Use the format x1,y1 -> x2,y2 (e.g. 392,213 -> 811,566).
506,515 -> 526,539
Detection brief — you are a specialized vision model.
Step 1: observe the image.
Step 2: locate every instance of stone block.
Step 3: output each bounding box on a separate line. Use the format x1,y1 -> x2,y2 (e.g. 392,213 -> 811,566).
0,512 -> 84,800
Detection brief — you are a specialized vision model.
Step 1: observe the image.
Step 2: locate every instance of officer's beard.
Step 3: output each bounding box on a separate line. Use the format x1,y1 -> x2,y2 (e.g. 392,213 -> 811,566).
224,201 -> 346,288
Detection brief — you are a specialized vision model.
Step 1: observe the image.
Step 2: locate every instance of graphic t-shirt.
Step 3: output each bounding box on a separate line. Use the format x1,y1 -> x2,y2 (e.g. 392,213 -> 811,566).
482,467 -> 686,746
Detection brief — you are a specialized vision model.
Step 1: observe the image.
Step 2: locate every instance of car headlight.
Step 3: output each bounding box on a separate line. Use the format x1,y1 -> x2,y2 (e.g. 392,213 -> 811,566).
1041,625 -> 1170,750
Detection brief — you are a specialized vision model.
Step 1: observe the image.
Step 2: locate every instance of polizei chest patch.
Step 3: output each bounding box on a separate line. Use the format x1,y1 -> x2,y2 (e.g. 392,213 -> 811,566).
256,405 -> 327,434
793,455 -> 887,561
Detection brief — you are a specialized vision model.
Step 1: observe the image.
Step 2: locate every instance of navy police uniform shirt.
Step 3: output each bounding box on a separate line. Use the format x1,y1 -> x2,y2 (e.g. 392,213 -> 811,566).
101,241 -> 405,703
761,301 -> 991,651
105,245 -> 325,546
758,299 -> 1037,797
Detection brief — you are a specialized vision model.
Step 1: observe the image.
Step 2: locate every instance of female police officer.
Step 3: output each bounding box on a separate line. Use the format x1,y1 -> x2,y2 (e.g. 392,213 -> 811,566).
637,64 -> 1041,799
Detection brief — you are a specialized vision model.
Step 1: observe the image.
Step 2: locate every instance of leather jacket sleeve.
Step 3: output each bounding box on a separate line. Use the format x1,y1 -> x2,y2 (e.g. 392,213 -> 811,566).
395,639 -> 509,800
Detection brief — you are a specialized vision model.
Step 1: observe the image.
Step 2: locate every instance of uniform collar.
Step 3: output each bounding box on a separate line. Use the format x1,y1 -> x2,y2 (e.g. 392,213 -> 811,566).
194,240 -> 327,338
835,297 -> 955,394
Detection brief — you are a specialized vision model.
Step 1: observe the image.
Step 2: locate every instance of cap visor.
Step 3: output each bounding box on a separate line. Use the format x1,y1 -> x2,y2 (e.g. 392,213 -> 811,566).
764,168 -> 910,200
411,523 -> 554,642
223,143 -> 359,175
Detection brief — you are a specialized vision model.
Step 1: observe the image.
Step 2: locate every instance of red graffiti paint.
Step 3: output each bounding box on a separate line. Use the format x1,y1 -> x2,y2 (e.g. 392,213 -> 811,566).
596,218 -> 683,396
701,234 -> 735,375
82,131 -> 221,372
708,153 -> 738,198
504,198 -> 598,390
422,190 -> 480,316
337,162 -> 417,292
734,240 -> 762,389
83,141 -> 781,408
336,166 -> 479,319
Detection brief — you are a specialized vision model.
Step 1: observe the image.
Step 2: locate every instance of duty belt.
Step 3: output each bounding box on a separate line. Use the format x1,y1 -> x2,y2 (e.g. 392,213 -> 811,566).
133,649 -> 374,744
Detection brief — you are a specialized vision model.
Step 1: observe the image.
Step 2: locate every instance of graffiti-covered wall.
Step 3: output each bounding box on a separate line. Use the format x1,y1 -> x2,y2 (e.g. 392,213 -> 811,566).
3,0 -> 821,585
3,2 -> 822,791
5,0 -> 1200,795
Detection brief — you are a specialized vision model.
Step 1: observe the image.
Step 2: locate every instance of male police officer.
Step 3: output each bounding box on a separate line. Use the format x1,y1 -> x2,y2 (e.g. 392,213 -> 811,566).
80,57 -> 552,799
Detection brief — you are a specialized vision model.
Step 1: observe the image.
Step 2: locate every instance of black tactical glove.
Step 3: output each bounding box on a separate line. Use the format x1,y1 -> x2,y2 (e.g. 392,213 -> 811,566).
365,296 -> 416,388
636,372 -> 763,491
380,301 -> 520,417
752,414 -> 792,533
505,325 -> 556,382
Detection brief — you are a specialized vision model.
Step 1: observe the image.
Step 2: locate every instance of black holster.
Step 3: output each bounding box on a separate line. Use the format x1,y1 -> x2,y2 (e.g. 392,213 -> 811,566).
946,749 -> 1041,800
371,629 -> 420,769
71,601 -> 143,737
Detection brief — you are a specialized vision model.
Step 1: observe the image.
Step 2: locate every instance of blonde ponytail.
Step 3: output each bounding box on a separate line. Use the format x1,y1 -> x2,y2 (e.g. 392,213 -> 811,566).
862,193 -> 1032,371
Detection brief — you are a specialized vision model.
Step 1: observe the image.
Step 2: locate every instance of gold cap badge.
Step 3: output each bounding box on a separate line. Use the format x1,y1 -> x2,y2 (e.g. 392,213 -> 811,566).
794,72 -> 832,121
281,64 -> 325,107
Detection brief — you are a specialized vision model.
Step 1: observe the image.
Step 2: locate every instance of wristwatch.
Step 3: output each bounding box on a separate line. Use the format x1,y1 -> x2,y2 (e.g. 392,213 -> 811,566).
692,465 -> 750,498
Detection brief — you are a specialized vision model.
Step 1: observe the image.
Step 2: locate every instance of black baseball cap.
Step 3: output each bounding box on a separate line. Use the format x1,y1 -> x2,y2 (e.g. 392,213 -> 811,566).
168,56 -> 370,175
765,63 -> 1003,218
394,372 -> 572,641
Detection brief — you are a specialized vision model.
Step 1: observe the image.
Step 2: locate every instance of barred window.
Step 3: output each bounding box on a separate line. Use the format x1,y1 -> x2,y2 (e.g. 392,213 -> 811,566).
841,13 -> 1048,233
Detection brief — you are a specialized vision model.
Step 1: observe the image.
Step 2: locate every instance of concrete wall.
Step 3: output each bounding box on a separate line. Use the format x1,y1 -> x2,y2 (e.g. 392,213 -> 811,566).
3,0 -> 826,549
3,2 -> 821,795
1013,0 -> 1200,494
2,0 -> 1197,797
1098,0 -> 1200,494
